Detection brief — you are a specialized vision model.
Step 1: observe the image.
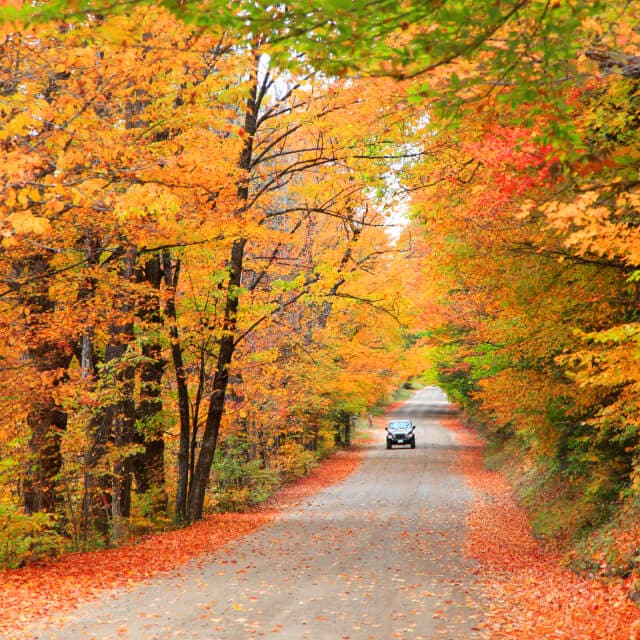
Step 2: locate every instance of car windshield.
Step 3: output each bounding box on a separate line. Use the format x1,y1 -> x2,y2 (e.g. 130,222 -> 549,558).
387,421 -> 412,432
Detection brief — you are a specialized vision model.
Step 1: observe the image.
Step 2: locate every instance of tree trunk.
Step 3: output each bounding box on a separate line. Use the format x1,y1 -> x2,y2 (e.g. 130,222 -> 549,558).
132,343 -> 166,498
83,404 -> 115,539
132,253 -> 167,513
23,388 -> 69,515
11,254 -> 72,515
186,237 -> 246,522
83,246 -> 137,540
162,252 -> 192,523
184,53 -> 261,523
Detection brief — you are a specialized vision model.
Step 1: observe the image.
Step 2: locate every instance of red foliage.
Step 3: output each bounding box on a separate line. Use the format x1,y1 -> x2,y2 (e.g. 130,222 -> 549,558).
460,126 -> 556,219
441,416 -> 640,639
0,448 -> 361,635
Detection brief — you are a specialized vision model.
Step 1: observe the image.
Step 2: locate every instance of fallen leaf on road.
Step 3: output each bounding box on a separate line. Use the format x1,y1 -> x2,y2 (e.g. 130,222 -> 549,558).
0,448 -> 361,635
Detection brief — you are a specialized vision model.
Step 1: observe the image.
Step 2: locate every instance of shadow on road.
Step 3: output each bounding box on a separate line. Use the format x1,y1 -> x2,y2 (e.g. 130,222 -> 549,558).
390,405 -> 460,418
356,441 -> 480,454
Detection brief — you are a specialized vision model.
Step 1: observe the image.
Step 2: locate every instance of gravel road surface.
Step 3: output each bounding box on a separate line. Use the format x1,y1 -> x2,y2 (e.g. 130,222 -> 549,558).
19,386 -> 486,640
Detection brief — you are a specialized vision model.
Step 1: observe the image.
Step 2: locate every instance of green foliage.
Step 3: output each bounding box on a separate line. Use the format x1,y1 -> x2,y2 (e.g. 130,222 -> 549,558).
0,505 -> 64,568
434,352 -> 476,410
210,434 -> 280,512
128,489 -> 173,540
272,441 -> 317,481
3,0 -> 605,135
321,424 -> 338,458
569,498 -> 640,579
135,412 -> 171,440
390,386 -> 413,402
467,344 -> 510,381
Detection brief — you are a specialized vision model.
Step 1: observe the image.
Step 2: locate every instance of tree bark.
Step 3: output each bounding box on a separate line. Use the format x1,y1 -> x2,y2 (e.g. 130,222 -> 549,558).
23,377 -> 70,514
132,253 -> 167,513
83,246 -> 137,540
185,53 -> 260,522
162,252 -> 193,523
186,237 -> 247,522
11,254 -> 73,515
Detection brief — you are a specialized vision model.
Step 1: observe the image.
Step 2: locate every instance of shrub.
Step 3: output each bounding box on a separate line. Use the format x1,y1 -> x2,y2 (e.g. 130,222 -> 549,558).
273,440 -> 317,481
0,504 -> 65,568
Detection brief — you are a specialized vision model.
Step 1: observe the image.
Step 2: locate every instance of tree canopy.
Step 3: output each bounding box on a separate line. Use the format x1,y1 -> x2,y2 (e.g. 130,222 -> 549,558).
1,0 -> 640,589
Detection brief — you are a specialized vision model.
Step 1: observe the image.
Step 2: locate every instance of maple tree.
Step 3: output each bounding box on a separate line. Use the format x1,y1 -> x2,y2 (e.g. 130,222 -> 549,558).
404,0 -> 640,584
170,56 -> 416,522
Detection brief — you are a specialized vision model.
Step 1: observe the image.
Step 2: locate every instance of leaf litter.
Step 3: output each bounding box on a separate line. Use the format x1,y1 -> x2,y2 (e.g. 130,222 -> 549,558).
0,448 -> 361,635
441,416 -> 640,639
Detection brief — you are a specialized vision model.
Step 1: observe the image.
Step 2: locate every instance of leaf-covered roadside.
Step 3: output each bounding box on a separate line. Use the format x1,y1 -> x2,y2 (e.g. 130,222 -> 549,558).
0,448 -> 360,637
442,417 -> 640,639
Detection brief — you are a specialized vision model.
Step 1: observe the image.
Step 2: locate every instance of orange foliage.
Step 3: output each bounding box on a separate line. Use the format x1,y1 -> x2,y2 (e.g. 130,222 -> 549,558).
0,3 -> 417,539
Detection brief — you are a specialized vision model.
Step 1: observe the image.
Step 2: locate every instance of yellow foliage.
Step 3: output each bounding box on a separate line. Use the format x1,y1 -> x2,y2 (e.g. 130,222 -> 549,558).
7,211 -> 51,235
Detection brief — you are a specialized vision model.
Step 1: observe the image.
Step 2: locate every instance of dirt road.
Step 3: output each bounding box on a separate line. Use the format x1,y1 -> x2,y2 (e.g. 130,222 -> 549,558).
21,387 -> 486,640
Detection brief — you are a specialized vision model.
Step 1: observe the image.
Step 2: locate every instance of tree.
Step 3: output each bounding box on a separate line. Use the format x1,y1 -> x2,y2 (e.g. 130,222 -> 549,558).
0,6 -> 238,539
406,25 -> 640,545
0,4 -> 422,553
174,54 -> 419,522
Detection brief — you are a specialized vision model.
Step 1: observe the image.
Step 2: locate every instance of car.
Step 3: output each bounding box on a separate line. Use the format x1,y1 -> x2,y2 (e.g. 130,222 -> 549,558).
386,419 -> 416,449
